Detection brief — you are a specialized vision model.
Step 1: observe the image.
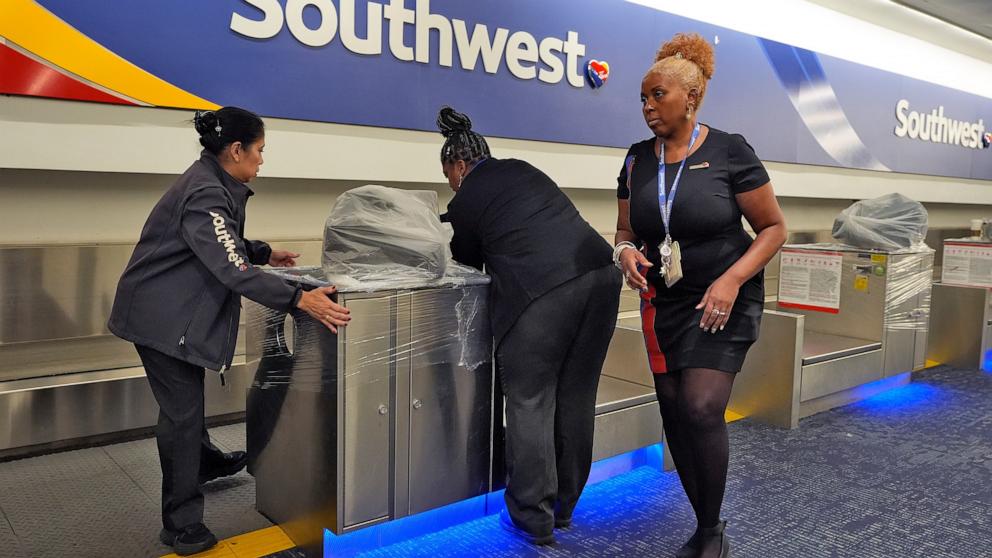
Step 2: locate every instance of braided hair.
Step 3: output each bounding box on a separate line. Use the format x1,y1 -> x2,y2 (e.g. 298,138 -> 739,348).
437,106 -> 491,164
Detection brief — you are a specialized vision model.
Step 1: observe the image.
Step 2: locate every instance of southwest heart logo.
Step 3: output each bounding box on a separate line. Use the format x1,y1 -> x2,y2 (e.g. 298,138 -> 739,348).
983,132 -> 991,149
586,60 -> 610,89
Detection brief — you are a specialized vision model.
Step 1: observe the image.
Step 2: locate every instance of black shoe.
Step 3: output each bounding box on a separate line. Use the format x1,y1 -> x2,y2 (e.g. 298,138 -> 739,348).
161,523 -> 218,556
552,501 -> 573,530
499,509 -> 555,546
159,528 -> 178,546
199,451 -> 248,485
697,520 -> 730,558
674,528 -> 700,557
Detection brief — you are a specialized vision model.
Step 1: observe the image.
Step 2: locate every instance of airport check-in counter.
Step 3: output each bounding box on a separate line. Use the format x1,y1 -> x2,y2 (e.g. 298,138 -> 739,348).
756,244 -> 935,422
245,267 -> 672,552
927,238 -> 992,371
245,268 -> 494,551
0,244 -> 257,459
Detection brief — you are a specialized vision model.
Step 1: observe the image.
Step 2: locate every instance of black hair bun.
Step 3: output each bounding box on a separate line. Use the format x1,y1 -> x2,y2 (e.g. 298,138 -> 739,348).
193,110 -> 220,137
437,106 -> 473,138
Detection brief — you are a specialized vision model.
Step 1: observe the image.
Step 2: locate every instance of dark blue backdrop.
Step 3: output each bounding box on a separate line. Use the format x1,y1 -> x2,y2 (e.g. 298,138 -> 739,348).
37,0 -> 992,181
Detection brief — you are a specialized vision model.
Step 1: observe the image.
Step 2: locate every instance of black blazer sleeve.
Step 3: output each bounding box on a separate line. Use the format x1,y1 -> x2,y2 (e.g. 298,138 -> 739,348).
445,199 -> 485,271
450,219 -> 484,270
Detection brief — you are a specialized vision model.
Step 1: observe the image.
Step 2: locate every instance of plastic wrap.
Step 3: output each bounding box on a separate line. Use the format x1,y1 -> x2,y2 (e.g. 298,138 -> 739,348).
322,185 -> 462,290
244,273 -> 495,539
883,248 -> 934,331
782,243 -> 933,332
247,267 -> 492,389
831,193 -> 929,250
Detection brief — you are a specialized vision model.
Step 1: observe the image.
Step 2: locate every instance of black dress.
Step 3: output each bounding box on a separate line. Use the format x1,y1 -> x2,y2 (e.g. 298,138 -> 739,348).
618,126 -> 770,374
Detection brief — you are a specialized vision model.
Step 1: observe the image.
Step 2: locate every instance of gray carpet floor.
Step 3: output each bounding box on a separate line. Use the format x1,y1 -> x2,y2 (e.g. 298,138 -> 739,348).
1,365 -> 989,558
355,365 -> 992,557
0,423 -> 267,558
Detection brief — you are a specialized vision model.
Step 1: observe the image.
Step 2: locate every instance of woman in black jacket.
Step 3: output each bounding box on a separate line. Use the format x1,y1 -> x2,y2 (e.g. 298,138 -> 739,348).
109,107 -> 350,556
438,107 -> 621,546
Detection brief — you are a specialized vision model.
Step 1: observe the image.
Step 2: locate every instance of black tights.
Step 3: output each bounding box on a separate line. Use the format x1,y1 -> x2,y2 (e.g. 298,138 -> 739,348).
654,368 -> 736,529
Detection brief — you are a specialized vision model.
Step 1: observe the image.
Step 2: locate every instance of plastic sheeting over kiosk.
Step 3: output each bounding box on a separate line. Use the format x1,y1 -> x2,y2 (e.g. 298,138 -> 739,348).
245,267 -> 493,552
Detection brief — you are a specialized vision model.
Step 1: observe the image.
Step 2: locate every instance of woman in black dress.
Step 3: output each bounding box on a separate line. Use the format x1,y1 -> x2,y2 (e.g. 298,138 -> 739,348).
614,34 -> 787,558
438,107 -> 621,546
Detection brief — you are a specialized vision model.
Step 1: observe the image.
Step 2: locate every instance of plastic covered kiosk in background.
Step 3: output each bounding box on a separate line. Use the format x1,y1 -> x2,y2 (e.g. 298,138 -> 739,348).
245,185 -> 495,553
322,185 -> 483,291
832,193 -> 929,251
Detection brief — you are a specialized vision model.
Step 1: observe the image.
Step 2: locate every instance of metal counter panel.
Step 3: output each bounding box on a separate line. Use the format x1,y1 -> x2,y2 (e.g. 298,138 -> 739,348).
801,331 -> 881,366
407,289 -> 493,516
731,310 -> 804,429
591,402 -> 662,462
341,295 -> 394,528
247,307 -> 341,550
1,362 -> 251,458
800,349 -> 884,402
786,250 -> 887,343
926,283 -> 992,369
0,244 -> 131,344
247,282 -> 494,547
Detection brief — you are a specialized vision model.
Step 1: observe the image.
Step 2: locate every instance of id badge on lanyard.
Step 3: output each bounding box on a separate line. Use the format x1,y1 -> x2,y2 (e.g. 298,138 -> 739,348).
657,123 -> 700,288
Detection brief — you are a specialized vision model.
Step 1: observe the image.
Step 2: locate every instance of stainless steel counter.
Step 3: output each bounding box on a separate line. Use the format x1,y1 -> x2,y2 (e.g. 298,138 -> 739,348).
246,280 -> 494,552
927,283 -> 992,370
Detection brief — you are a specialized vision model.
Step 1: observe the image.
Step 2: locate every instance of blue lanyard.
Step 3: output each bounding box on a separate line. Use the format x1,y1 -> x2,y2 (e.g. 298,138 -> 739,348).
657,123 -> 700,239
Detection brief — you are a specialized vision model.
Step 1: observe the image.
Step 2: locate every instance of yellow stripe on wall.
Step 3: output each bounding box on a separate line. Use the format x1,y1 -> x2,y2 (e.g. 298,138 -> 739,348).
0,0 -> 219,109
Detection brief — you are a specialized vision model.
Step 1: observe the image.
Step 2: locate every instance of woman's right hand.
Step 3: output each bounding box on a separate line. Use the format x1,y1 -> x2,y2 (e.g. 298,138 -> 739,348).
620,248 -> 653,291
297,286 -> 351,333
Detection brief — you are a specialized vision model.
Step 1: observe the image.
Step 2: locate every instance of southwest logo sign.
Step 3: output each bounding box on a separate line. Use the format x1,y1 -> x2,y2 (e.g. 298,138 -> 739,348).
585,59 -> 609,89
231,0 -> 605,89
2,0 -> 990,180
894,99 -> 988,150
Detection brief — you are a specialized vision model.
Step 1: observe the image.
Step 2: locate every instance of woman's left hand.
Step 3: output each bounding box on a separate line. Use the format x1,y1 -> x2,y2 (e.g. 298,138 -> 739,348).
696,275 -> 741,333
269,250 -> 300,267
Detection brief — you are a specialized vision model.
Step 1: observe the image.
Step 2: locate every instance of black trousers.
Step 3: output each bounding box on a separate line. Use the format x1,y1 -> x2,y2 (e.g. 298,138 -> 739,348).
135,345 -> 229,531
496,264 -> 622,535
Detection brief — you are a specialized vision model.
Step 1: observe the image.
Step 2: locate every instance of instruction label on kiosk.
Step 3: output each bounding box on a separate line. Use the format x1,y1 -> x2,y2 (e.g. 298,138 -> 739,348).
942,242 -> 992,288
778,249 -> 843,313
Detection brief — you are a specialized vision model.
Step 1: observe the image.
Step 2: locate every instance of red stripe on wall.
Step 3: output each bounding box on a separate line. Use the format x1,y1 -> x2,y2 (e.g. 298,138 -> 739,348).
0,43 -> 134,105
639,283 -> 668,374
777,301 -> 840,314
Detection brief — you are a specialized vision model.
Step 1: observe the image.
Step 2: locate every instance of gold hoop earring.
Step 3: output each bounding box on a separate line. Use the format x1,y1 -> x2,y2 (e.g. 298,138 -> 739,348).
686,106 -> 693,120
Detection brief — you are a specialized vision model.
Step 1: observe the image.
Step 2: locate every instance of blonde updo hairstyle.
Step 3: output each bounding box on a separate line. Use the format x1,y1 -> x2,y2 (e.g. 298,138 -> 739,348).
647,33 -> 715,114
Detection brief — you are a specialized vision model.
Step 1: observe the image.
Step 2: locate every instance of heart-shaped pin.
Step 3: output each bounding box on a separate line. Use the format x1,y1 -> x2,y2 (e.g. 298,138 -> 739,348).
585,59 -> 610,89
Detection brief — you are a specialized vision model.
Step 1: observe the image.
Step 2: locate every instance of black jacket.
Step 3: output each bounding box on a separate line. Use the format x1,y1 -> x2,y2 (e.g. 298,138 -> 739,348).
445,158 -> 612,345
109,151 -> 301,371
